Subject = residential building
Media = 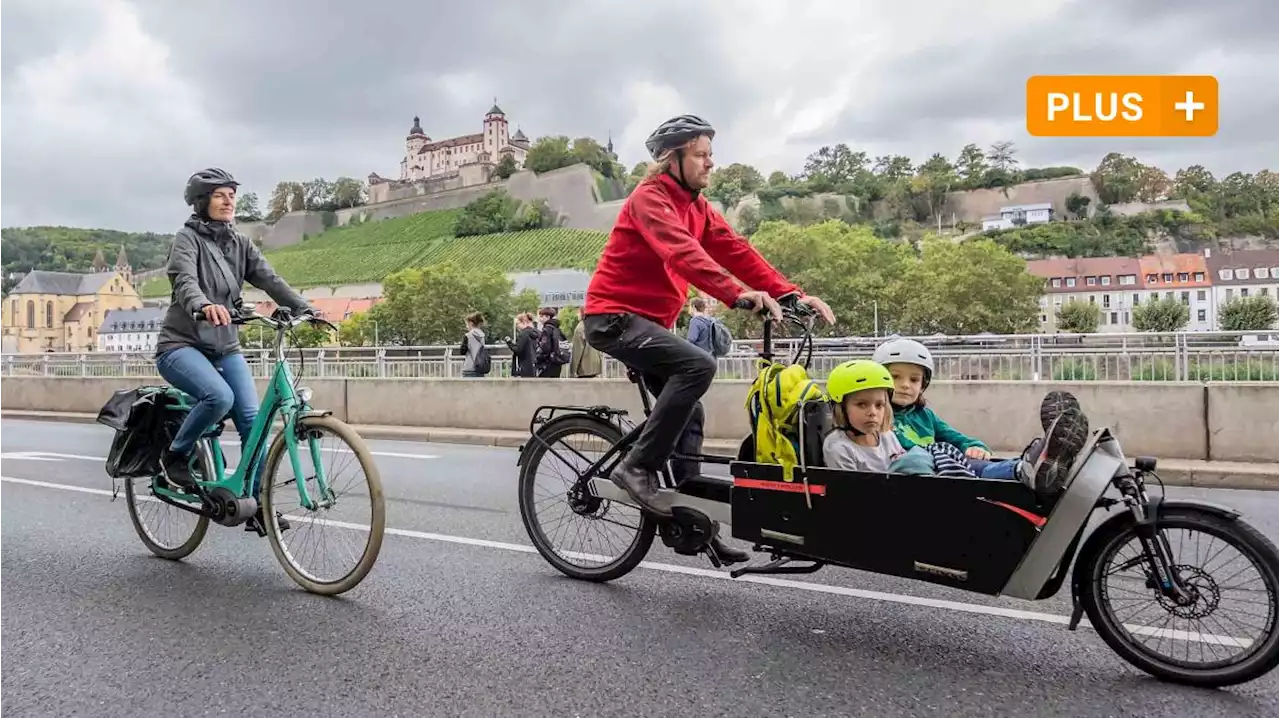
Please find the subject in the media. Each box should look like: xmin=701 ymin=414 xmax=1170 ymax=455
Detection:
xmin=982 ymin=203 xmax=1054 ymax=231
xmin=1 ymin=270 xmax=142 ymax=353
xmin=1026 ymin=256 xmax=1142 ymax=332
xmin=98 ymin=307 xmax=165 ymax=353
xmin=1138 ymin=253 xmax=1215 ymax=331
xmin=509 ymin=269 xmax=591 ymax=309
xmin=1205 ymin=248 xmax=1279 ymax=328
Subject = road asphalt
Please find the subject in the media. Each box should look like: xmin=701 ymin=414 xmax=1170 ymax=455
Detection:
xmin=2 ymin=418 xmax=1277 ymax=717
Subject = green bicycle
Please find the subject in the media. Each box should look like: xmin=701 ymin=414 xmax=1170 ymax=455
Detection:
xmin=99 ymin=302 xmax=385 ymax=596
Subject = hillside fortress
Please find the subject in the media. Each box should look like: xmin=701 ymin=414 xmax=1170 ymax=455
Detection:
xmin=366 ymin=102 xmax=531 ymax=204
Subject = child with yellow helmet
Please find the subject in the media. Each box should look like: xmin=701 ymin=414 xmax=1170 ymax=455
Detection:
xmin=820 ymin=360 xmax=909 ymax=473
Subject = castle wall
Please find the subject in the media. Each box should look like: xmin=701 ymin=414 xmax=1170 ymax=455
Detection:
xmin=870 ymin=176 xmax=1099 ymax=224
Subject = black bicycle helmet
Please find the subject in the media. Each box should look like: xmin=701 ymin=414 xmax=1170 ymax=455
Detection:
xmin=184 ymin=167 xmax=240 ymax=207
xmin=644 ymin=114 xmax=715 ymax=161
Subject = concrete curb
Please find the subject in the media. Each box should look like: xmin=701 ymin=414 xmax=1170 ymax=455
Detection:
xmin=5 ymin=409 xmax=1276 ymax=491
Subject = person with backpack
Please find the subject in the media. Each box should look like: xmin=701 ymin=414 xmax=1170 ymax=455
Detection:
xmin=503 ymin=312 xmax=539 ymax=378
xmin=686 ymin=296 xmax=733 ymax=358
xmin=534 ymin=307 xmax=570 ymax=378
xmin=580 ymin=113 xmax=834 ymax=565
xmin=460 ymin=311 xmax=491 ymax=378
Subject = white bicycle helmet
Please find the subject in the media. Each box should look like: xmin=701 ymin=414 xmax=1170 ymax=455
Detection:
xmin=872 ymin=337 xmax=935 ymax=387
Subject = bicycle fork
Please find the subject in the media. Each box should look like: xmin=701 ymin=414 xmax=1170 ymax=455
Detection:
xmin=283 ymin=421 xmax=336 ymax=511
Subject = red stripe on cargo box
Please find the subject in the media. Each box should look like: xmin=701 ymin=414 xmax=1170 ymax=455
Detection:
xmin=734 ymin=478 xmax=827 ymax=496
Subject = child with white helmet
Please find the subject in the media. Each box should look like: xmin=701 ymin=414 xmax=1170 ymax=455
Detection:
xmin=872 ymin=337 xmax=1091 ymax=495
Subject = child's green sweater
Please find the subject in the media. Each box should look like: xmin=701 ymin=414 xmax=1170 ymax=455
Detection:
xmin=892 ymin=403 xmax=987 ymax=452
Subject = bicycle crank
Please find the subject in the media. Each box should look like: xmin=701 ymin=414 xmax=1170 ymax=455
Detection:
xmin=205 ymin=487 xmax=258 ymax=527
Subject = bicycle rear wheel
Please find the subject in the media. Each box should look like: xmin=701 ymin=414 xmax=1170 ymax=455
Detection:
xmin=518 ymin=415 xmax=656 ymax=582
xmin=259 ymin=415 xmax=385 ymax=596
xmin=1075 ymin=506 xmax=1279 ymax=688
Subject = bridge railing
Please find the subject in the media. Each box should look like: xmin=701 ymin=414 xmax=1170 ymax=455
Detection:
xmin=3 ymin=330 xmax=1276 ymax=382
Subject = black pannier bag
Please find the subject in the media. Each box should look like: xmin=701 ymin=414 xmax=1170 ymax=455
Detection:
xmin=96 ymin=386 xmax=183 ymax=479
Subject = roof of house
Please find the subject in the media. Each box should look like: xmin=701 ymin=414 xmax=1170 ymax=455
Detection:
xmin=1025 ymin=257 xmax=1141 ymax=292
xmin=1138 ymin=253 xmax=1212 ymax=289
xmin=1001 ymin=203 xmax=1053 ymax=212
xmin=100 ymin=306 xmax=166 ymax=333
xmin=10 ymin=270 xmax=117 ymax=296
xmin=418 ymin=133 xmax=486 ymax=153
xmin=1204 ymin=248 xmax=1280 ymax=285
xmin=63 ymin=302 xmax=95 ymax=322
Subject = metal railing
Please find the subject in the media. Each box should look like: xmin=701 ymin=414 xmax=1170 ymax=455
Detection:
xmin=2 ymin=330 xmax=1277 ymax=382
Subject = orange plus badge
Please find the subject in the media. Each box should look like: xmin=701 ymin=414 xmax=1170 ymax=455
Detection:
xmin=1026 ymin=75 xmax=1218 ymax=137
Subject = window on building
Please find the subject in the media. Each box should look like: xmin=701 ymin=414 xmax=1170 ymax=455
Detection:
xmin=1132 ymin=293 xmax=1141 ymax=306
xmin=1100 ymin=276 xmax=1111 ymax=286
xmin=1102 ymin=294 xmax=1111 ymax=308
xmin=1163 ymin=273 xmax=1173 ymax=282
xmin=1254 ymin=267 xmax=1268 ymax=279
xmin=1218 ymin=269 xmax=1232 ymax=280
xmin=1110 ymin=312 xmax=1118 ymax=324
xmin=1050 ymin=278 xmax=1061 ymax=287
xmin=1086 ymin=276 xmax=1097 ymax=286
xmin=1178 ymin=272 xmax=1189 ymax=282
xmin=46 ymin=301 xmax=54 ymax=327
xmin=1123 ymin=311 xmax=1130 ymax=324
xmin=1197 ymin=309 xmax=1206 ymax=322
xmin=1271 ymin=267 xmax=1279 ymax=279
xmin=1227 ymin=288 xmax=1234 ymax=299
xmin=1088 ymin=294 xmax=1096 ymax=303
xmin=1120 ymin=275 xmax=1136 ymax=285
xmin=1235 ymin=268 xmax=1249 ymax=279
xmin=25 ymin=300 xmax=34 ymax=328
xmin=1146 ymin=273 xmax=1158 ymax=283
xmin=1180 ymin=291 xmax=1189 ymax=304
xmin=1066 ymin=277 xmax=1076 ymax=287
xmin=1197 ymin=290 xmax=1206 ymax=301
xmin=1242 ymin=288 xmax=1250 ymax=297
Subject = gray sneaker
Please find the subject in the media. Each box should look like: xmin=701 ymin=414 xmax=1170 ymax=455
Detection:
xmin=1018 ymin=406 xmax=1091 ymax=498
xmin=1039 ymin=390 xmax=1081 ymax=432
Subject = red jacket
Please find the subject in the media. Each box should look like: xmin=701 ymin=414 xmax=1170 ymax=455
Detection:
xmin=584 ymin=172 xmax=800 ymax=328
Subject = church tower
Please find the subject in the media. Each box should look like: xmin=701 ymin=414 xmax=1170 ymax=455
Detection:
xmin=403 ymin=116 xmax=429 ymax=180
xmin=114 ymin=245 xmax=134 ymax=287
xmin=483 ymin=99 xmax=508 ymax=159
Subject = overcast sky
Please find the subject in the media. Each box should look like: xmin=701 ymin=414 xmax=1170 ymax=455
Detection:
xmin=2 ymin=0 xmax=1276 ymax=233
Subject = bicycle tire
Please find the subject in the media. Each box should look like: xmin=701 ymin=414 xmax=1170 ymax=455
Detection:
xmin=518 ymin=415 xmax=656 ymax=582
xmin=259 ymin=415 xmax=386 ymax=596
xmin=123 ymin=473 xmax=208 ymax=563
xmin=1075 ymin=506 xmax=1279 ymax=688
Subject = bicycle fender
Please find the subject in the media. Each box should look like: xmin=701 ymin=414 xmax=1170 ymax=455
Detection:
xmin=516 ymin=412 xmax=617 ymax=468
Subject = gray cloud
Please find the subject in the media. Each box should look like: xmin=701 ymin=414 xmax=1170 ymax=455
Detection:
xmin=2 ymin=0 xmax=1275 ymax=233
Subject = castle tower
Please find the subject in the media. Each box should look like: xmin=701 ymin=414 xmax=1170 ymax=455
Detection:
xmin=484 ymin=99 xmax=508 ymax=159
xmin=403 ymin=115 xmax=429 ymax=181
xmin=115 ymin=245 xmax=133 ymax=287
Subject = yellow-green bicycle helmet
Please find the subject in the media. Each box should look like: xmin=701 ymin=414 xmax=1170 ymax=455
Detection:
xmin=826 ymin=360 xmax=896 ymax=404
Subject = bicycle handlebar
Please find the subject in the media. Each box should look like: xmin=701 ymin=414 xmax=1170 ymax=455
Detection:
xmin=190 ymin=303 xmax=338 ymax=333
xmin=729 ymin=292 xmax=816 ymax=366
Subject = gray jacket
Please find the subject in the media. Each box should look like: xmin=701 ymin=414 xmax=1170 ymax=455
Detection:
xmin=460 ymin=327 xmax=486 ymax=374
xmin=156 ymin=217 xmax=311 ymax=358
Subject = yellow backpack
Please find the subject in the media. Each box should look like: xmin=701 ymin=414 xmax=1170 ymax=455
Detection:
xmin=745 ymin=359 xmax=826 ymax=482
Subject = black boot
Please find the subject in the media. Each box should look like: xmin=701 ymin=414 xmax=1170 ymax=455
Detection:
xmin=609 ymin=460 xmax=673 ymax=517
xmin=246 ymin=509 xmax=292 ymax=533
xmin=160 ymin=449 xmax=197 ymax=488
xmin=709 ymin=536 xmax=750 ymax=565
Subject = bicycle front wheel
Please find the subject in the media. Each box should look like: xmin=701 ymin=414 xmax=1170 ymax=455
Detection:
xmin=1075 ymin=506 xmax=1279 ymax=688
xmin=260 ymin=415 xmax=386 ymax=596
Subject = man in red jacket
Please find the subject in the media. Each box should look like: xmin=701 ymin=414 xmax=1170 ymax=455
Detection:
xmin=583 ymin=114 xmax=835 ymax=563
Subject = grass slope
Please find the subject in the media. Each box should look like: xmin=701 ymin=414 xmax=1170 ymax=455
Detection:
xmin=139 ymin=209 xmax=606 ymax=297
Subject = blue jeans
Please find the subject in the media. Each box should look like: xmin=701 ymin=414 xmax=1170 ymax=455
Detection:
xmin=156 ymin=348 xmax=260 ymax=485
xmin=968 ymin=458 xmax=1019 ymax=481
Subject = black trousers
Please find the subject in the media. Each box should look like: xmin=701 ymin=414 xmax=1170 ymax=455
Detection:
xmin=583 ymin=312 xmax=716 ymax=482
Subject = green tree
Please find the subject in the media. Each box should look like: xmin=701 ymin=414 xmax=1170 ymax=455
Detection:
xmin=569 ymin=137 xmax=616 ymax=177
xmin=803 ymin=144 xmax=869 ymax=189
xmin=454 ymin=189 xmax=521 ymax=236
xmin=522 ymin=135 xmax=575 ymax=173
xmin=302 ymin=178 xmax=333 ymax=210
xmin=900 ymin=238 xmax=1043 ymax=335
xmin=494 ymin=154 xmax=519 ymax=180
xmin=954 ymin=143 xmax=988 ymax=188
xmin=1090 ymin=152 xmax=1146 ymax=204
xmin=234 ymin=191 xmax=263 ymax=222
xmin=911 ymin=153 xmax=958 ymax=221
xmin=331 ymin=177 xmax=367 ymax=208
xmin=728 ymin=219 xmax=913 ymax=338
xmin=1057 ymin=300 xmax=1101 ymax=333
xmin=1219 ymin=294 xmax=1279 ymax=332
xmin=766 ymin=170 xmax=791 ymax=187
xmin=370 ymin=261 xmax=539 ymax=345
xmin=986 ymin=141 xmax=1018 ymax=172
xmin=337 ymin=311 xmax=379 ymax=346
xmin=707 ymin=163 xmax=765 ymax=209
xmin=1132 ymin=296 xmax=1190 ymax=332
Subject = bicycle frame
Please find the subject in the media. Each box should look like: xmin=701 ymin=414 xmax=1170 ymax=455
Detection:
xmin=151 ymin=306 xmax=336 ymax=513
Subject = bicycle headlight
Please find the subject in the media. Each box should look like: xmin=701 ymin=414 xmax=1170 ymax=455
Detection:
xmin=297 ymin=385 xmax=314 ymax=404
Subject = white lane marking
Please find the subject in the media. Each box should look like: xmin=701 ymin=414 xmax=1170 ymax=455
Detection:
xmin=1 ymin=448 xmax=438 ymax=462
xmin=0 ymin=475 xmax=1255 ymax=649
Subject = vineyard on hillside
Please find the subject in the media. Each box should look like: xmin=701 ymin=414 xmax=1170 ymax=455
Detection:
xmin=139 ymin=211 xmax=607 ymax=296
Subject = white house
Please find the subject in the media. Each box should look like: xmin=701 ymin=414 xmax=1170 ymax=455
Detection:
xmin=982 ymin=203 xmax=1055 ymax=231
xmin=1204 ymin=248 xmax=1280 ymax=329
xmin=98 ymin=306 xmax=165 ymax=353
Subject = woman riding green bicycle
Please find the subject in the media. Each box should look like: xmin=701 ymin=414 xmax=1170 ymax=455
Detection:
xmin=155 ymin=168 xmax=318 ymax=530
xmin=581 ymin=114 xmax=836 ymax=564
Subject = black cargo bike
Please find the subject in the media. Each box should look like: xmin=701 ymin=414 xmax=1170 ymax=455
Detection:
xmin=515 ymin=295 xmax=1278 ymax=689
